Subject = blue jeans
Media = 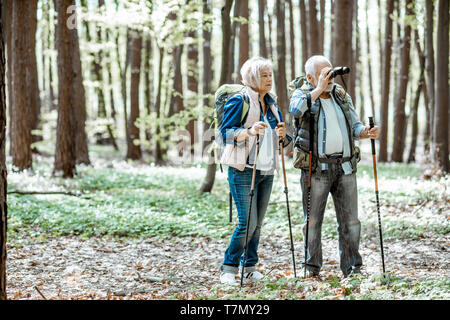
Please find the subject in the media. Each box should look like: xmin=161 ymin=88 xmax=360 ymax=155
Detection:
xmin=300 ymin=163 xmax=362 ymax=276
xmin=221 ymin=167 xmax=274 ymax=274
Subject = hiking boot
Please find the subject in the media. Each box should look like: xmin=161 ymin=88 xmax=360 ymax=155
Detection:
xmin=243 ymin=270 xmax=264 ymax=282
xmin=304 ymin=269 xmax=320 ymax=278
xmin=220 ymin=272 xmax=239 ymax=286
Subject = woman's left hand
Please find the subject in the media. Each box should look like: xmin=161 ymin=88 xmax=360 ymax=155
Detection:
xmin=275 ymin=122 xmax=287 ymax=138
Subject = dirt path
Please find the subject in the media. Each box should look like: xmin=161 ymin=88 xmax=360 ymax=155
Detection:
xmin=5 ymin=234 xmax=449 ymax=300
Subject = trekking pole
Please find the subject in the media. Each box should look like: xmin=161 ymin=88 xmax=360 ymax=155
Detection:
xmin=279 ymin=137 xmax=297 ymax=278
xmin=240 ymin=134 xmax=260 ymax=287
xmin=304 ymin=94 xmax=313 ymax=278
xmin=368 ymin=116 xmax=386 ymax=276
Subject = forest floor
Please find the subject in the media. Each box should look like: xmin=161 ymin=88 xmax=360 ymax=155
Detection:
xmin=4 ymin=145 xmax=450 ymax=300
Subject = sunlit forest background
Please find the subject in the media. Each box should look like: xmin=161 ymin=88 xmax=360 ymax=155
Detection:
xmin=0 ymin=0 xmax=448 ymax=300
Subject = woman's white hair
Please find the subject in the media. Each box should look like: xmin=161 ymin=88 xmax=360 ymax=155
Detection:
xmin=240 ymin=57 xmax=273 ymax=90
xmin=304 ymin=55 xmax=332 ymax=80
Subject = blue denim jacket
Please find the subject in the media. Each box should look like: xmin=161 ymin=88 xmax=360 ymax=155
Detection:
xmin=289 ymin=87 xmax=365 ymax=174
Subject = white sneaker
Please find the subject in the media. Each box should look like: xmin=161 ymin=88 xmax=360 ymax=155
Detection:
xmin=243 ymin=270 xmax=264 ymax=282
xmin=220 ymin=272 xmax=239 ymax=286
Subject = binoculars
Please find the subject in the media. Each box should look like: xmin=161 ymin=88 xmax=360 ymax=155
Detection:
xmin=330 ymin=66 xmax=350 ymax=78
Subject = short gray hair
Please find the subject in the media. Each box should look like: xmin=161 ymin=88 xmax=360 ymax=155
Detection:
xmin=240 ymin=57 xmax=273 ymax=90
xmin=304 ymin=55 xmax=332 ymax=78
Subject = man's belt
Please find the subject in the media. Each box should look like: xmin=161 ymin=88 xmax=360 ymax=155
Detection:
xmin=318 ymin=153 xmax=351 ymax=164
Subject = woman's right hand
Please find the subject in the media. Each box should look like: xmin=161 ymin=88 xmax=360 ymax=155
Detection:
xmin=249 ymin=121 xmax=268 ymax=136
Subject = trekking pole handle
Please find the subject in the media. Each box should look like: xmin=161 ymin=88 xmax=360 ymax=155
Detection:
xmin=368 ymin=116 xmax=376 ymax=155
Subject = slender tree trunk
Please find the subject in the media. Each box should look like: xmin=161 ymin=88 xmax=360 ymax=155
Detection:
xmin=258 ymin=0 xmax=268 ymax=58
xmin=365 ymin=0 xmax=376 ymax=117
xmin=424 ymin=0 xmax=435 ymax=150
xmin=392 ymin=0 xmax=413 ymax=163
xmin=143 ymin=35 xmax=152 ymax=145
xmin=237 ymin=0 xmax=249 ymax=83
xmin=26 ymin=1 xmax=41 ymax=148
xmin=54 ymin=0 xmax=77 ymax=178
xmin=266 ymin=0 xmax=274 ymax=60
xmin=332 ymin=0 xmax=353 ymax=94
xmin=319 ymin=0 xmax=325 ymax=54
xmin=11 ymin=0 xmax=32 ymax=171
xmin=155 ymin=46 xmax=165 ymax=165
xmin=378 ymin=0 xmax=396 ymax=162
xmin=202 ymin=0 xmax=213 ymax=153
xmin=287 ymin=0 xmax=296 ymax=79
xmin=227 ymin=1 xmax=239 ymax=83
xmin=200 ymin=0 xmax=233 ymax=193
xmin=0 ymin=0 xmax=8 ymax=300
xmin=126 ymin=31 xmax=142 ymax=160
xmin=72 ymin=17 xmax=90 ymax=165
xmin=308 ymin=0 xmax=321 ymax=56
xmin=299 ymin=0 xmax=309 ymax=66
xmin=187 ymin=24 xmax=198 ymax=153
xmin=275 ymin=0 xmax=288 ymax=118
xmin=433 ymin=0 xmax=449 ymax=173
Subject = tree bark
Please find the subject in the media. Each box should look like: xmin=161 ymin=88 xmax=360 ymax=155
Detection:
xmin=154 ymin=46 xmax=165 ymax=165
xmin=275 ymin=0 xmax=288 ymax=118
xmin=287 ymin=0 xmax=296 ymax=79
xmin=299 ymin=0 xmax=309 ymax=66
xmin=365 ymin=0 xmax=376 ymax=118
xmin=258 ymin=0 xmax=268 ymax=58
xmin=433 ymin=0 xmax=449 ymax=173
xmin=126 ymin=31 xmax=142 ymax=160
xmin=0 ymin=0 xmax=8 ymax=300
xmin=378 ymin=0 xmax=396 ymax=162
xmin=200 ymin=0 xmax=233 ymax=193
xmin=54 ymin=0 xmax=77 ymax=178
xmin=11 ymin=0 xmax=33 ymax=171
xmin=202 ymin=0 xmax=213 ymax=153
xmin=407 ymin=31 xmax=426 ymax=163
xmin=308 ymin=0 xmax=321 ymax=56
xmin=424 ymin=0 xmax=435 ymax=149
xmin=72 ymin=17 xmax=90 ymax=165
xmin=187 ymin=19 xmax=199 ymax=153
xmin=332 ymin=0 xmax=353 ymax=95
xmin=391 ymin=0 xmax=413 ymax=163
xmin=237 ymin=0 xmax=249 ymax=83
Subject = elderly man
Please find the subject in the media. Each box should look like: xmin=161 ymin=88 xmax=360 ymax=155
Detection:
xmin=289 ymin=55 xmax=379 ymax=277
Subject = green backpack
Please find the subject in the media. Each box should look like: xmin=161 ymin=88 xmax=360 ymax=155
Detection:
xmin=213 ymin=84 xmax=250 ymax=141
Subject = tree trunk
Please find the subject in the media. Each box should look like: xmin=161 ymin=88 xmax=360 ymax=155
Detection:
xmin=54 ymin=0 xmax=77 ymax=178
xmin=258 ymin=0 xmax=268 ymax=58
xmin=299 ymin=0 xmax=309 ymax=66
xmin=365 ymin=0 xmax=376 ymax=118
xmin=433 ymin=0 xmax=449 ymax=173
xmin=0 ymin=0 xmax=8 ymax=299
xmin=72 ymin=17 xmax=90 ymax=165
xmin=200 ymin=0 xmax=233 ymax=193
xmin=11 ymin=0 xmax=33 ymax=171
xmin=407 ymin=31 xmax=426 ymax=163
xmin=332 ymin=0 xmax=353 ymax=94
xmin=391 ymin=0 xmax=413 ymax=163
xmin=287 ymin=0 xmax=296 ymax=79
xmin=308 ymin=0 xmax=321 ymax=56
xmin=143 ymin=35 xmax=152 ymax=145
xmin=187 ymin=23 xmax=198 ymax=153
xmin=154 ymin=46 xmax=165 ymax=165
xmin=237 ymin=0 xmax=249 ymax=83
xmin=126 ymin=31 xmax=142 ymax=160
xmin=26 ymin=1 xmax=41 ymax=148
xmin=202 ymin=0 xmax=213 ymax=153
xmin=378 ymin=0 xmax=396 ymax=162
xmin=227 ymin=1 xmax=240 ymax=83
xmin=275 ymin=0 xmax=288 ymax=118
xmin=319 ymin=0 xmax=325 ymax=54
xmin=424 ymin=0 xmax=435 ymax=150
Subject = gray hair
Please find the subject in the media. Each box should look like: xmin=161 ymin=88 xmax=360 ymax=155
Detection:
xmin=304 ymin=55 xmax=332 ymax=79
xmin=240 ymin=57 xmax=273 ymax=90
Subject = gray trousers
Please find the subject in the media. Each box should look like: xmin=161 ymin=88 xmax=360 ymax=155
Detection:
xmin=300 ymin=163 xmax=362 ymax=275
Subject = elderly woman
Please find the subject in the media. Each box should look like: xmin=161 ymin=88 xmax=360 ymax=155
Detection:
xmin=219 ymin=57 xmax=292 ymax=285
